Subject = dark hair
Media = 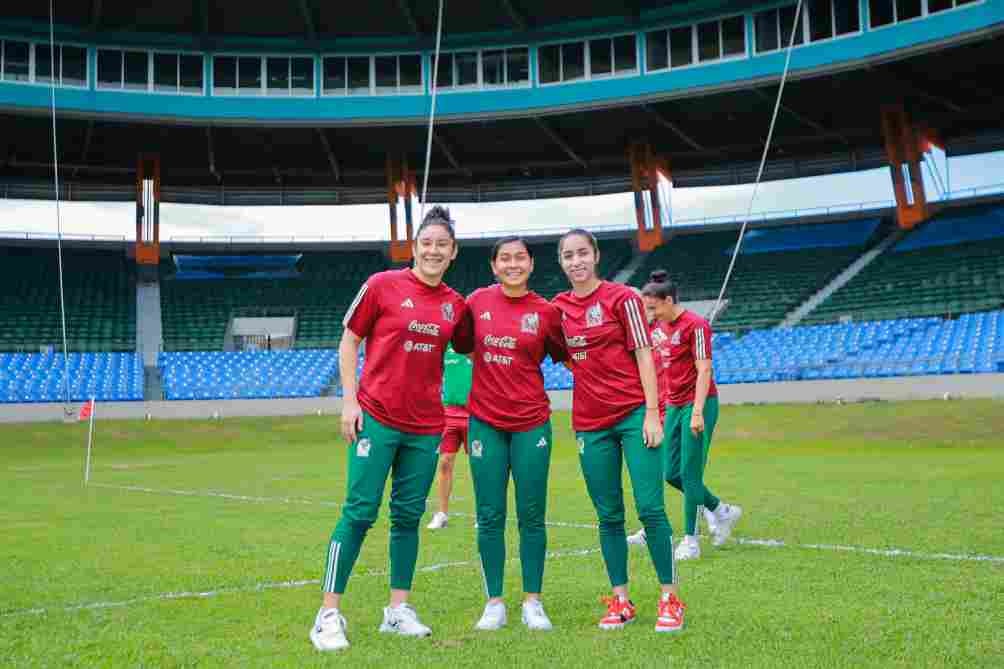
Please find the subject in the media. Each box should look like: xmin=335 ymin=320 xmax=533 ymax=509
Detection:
xmin=558 ymin=228 xmax=599 ymax=256
xmin=491 ymin=235 xmax=533 ymax=262
xmin=416 ymin=205 xmax=456 ymax=242
xmin=642 ymin=268 xmax=678 ymax=302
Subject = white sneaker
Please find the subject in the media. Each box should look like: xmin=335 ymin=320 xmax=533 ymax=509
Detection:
xmin=674 ymin=536 xmax=701 ymax=561
xmin=702 ymin=507 xmax=718 ymax=537
xmin=379 ymin=603 xmax=432 ymax=637
xmin=521 ymin=599 xmax=553 ymax=631
xmin=474 ymin=601 xmax=507 ymax=631
xmin=626 ymin=528 xmax=647 ymax=546
xmin=309 ymin=607 xmax=349 ymax=651
xmin=711 ymin=504 xmax=742 ymax=547
xmin=427 ymin=511 xmax=449 ymax=530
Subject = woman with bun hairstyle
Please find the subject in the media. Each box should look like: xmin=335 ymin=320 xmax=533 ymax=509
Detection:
xmin=552 ymin=229 xmax=686 ymax=634
xmin=629 ymin=269 xmax=742 ymax=561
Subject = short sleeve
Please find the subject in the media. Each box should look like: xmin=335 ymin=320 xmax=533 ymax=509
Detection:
xmin=450 ymin=300 xmax=474 ymax=354
xmin=342 ymin=278 xmax=381 ymax=339
xmin=544 ymin=307 xmax=568 ymax=363
xmin=693 ymin=322 xmax=712 ymax=361
xmin=618 ymin=293 xmax=652 ymax=351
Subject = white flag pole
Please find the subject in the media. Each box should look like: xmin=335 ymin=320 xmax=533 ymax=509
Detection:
xmin=84 ymin=398 xmax=95 ymax=486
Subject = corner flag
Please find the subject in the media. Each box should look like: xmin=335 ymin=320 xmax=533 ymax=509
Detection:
xmin=78 ymin=399 xmax=94 ymax=422
xmin=81 ymin=399 xmax=96 ymax=485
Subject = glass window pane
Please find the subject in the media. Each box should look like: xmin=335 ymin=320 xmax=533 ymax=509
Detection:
xmin=506 ymin=48 xmax=529 ymax=85
xmin=62 ymin=46 xmax=87 ymax=85
xmin=124 ymin=51 xmax=148 ymax=90
xmin=455 ymin=51 xmax=478 ymax=86
xmin=561 ymin=42 xmax=585 ymax=81
xmin=539 ymin=45 xmax=560 ymax=84
xmin=646 ymin=30 xmax=668 ymax=71
xmin=834 ymin=0 xmax=859 ymax=34
xmin=722 ymin=16 xmax=745 ymax=56
xmin=698 ymin=21 xmax=720 ymax=62
xmin=928 ymin=0 xmax=952 ymax=10
xmin=97 ymin=49 xmax=121 ymax=86
xmin=238 ymin=56 xmax=261 ymax=93
xmin=755 ymin=10 xmax=779 ymax=53
xmin=434 ymin=52 xmax=452 ymax=88
xmin=869 ymin=0 xmax=894 ymax=27
xmin=154 ymin=53 xmax=177 ymax=91
xmin=670 ymin=26 xmax=694 ymax=66
xmin=266 ymin=57 xmax=289 ymax=94
xmin=897 ymin=0 xmax=922 ymax=21
xmin=613 ymin=35 xmax=636 ymax=72
xmin=35 ymin=44 xmax=54 ymax=82
xmin=589 ymin=39 xmax=612 ymax=77
xmin=808 ymin=0 xmax=833 ymax=41
xmin=214 ymin=56 xmax=236 ymax=91
xmin=779 ymin=5 xmax=805 ymax=46
xmin=291 ymin=57 xmax=312 ymax=93
xmin=399 ymin=54 xmax=421 ymax=87
xmin=483 ymin=49 xmax=504 ymax=86
xmin=374 ymin=55 xmax=396 ymax=89
xmin=3 ymin=40 xmax=30 ymax=81
xmin=180 ymin=55 xmax=203 ymax=92
xmin=347 ymin=56 xmax=369 ymax=94
xmin=322 ymin=57 xmax=345 ymax=94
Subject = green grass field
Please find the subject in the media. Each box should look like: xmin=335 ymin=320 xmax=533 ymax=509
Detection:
xmin=2 ymin=400 xmax=1002 ymax=668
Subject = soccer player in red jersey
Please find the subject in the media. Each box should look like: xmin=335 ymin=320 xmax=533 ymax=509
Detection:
xmin=636 ymin=270 xmax=742 ymax=562
xmin=452 ymin=236 xmax=567 ymax=632
xmin=309 ymin=207 xmax=472 ymax=652
xmin=551 ymin=229 xmax=686 ymax=634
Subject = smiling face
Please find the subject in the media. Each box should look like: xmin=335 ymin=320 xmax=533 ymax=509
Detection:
xmin=491 ymin=240 xmax=533 ymax=292
xmin=412 ymin=222 xmax=457 ymax=282
xmin=559 ymin=233 xmax=600 ymax=287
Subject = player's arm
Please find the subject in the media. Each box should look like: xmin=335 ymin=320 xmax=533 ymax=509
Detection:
xmin=691 ymin=323 xmax=713 ymax=436
xmin=339 ymin=329 xmax=364 ymax=444
xmin=634 ymin=346 xmax=664 ymax=448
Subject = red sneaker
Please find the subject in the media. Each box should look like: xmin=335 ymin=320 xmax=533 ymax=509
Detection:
xmin=598 ymin=596 xmax=636 ymax=630
xmin=655 ymin=593 xmax=686 ymax=633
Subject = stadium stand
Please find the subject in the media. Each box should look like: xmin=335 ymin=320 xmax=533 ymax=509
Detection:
xmin=630 ymin=219 xmax=882 ymax=332
xmin=0 ymin=352 xmax=143 ymax=403
xmin=803 ymin=205 xmax=1004 ymax=324
xmin=160 ymin=250 xmax=388 ymax=351
xmin=158 ymin=349 xmax=337 ymax=400
xmin=0 ymin=247 xmax=136 ymax=352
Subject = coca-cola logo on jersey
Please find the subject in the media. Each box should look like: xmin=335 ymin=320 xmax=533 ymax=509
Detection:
xmin=408 ymin=320 xmax=441 ymax=336
xmin=565 ymin=335 xmax=587 ymax=348
xmin=483 ymin=334 xmax=517 ymax=349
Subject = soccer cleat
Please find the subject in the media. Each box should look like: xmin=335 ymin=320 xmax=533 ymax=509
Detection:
xmin=655 ymin=593 xmax=686 ymax=633
xmin=309 ymin=607 xmax=350 ymax=651
xmin=521 ymin=599 xmax=553 ymax=631
xmin=379 ymin=603 xmax=432 ymax=637
xmin=674 ymin=536 xmax=701 ymax=561
xmin=598 ymin=596 xmax=637 ymax=630
xmin=474 ymin=601 xmax=507 ymax=631
xmin=426 ymin=511 xmax=449 ymax=530
xmin=626 ymin=528 xmax=647 ymax=546
xmin=711 ymin=504 xmax=743 ymax=546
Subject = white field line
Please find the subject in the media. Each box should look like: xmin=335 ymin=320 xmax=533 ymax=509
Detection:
xmin=91 ymin=483 xmax=1004 ymax=564
xmin=1 ymin=546 xmax=602 ymax=618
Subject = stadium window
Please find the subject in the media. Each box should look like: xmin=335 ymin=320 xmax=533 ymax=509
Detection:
xmin=322 ymin=56 xmax=346 ymax=94
xmin=237 ymin=56 xmax=262 ymax=95
xmin=154 ymin=53 xmax=179 ymax=92
xmin=267 ymin=57 xmax=290 ymax=96
xmin=506 ymin=48 xmax=529 ymax=85
xmin=399 ymin=54 xmax=422 ymax=91
xmin=613 ymin=35 xmax=637 ymax=73
xmin=722 ymin=16 xmax=746 ymax=57
xmin=561 ymin=42 xmax=585 ymax=81
xmin=214 ymin=55 xmax=237 ymax=93
xmin=180 ymin=55 xmax=203 ymax=93
xmin=646 ymin=30 xmax=669 ymax=72
xmin=896 ymin=0 xmax=922 ymax=22
xmin=755 ymin=9 xmax=780 ymax=53
xmin=928 ymin=0 xmax=953 ymax=10
xmin=483 ymin=49 xmax=505 ymax=86
xmin=123 ymin=51 xmax=148 ymax=90
xmin=697 ymin=20 xmax=721 ymax=62
xmin=589 ymin=38 xmax=612 ymax=78
xmin=869 ymin=0 xmax=895 ymax=27
xmin=34 ymin=44 xmax=54 ymax=83
xmin=2 ymin=40 xmax=29 ymax=82
xmin=291 ymin=57 xmax=313 ymax=95
xmin=97 ymin=49 xmax=123 ymax=88
xmin=539 ymin=44 xmax=560 ymax=84
xmin=779 ymin=5 xmax=806 ymax=47
xmin=434 ymin=52 xmax=453 ymax=88
xmin=669 ymin=26 xmax=693 ymax=67
xmin=808 ymin=0 xmax=834 ymax=41
xmin=346 ymin=56 xmax=370 ymax=95
xmin=834 ymin=0 xmax=860 ymax=35
xmin=374 ymin=55 xmax=397 ymax=91
xmin=455 ymin=51 xmax=479 ymax=87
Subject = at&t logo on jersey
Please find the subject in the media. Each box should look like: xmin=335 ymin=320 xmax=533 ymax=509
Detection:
xmin=404 ymin=340 xmax=437 ymax=353
xmin=520 ymin=312 xmax=539 ymax=335
xmin=586 ymin=303 xmax=604 ymax=328
xmin=356 ymin=438 xmax=372 ymax=457
xmin=471 ymin=440 xmax=483 ymax=457
xmin=483 ymin=351 xmax=513 ymax=366
xmin=441 ymin=303 xmax=455 ymax=322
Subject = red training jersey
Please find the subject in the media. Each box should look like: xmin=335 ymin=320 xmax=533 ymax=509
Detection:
xmin=661 ymin=309 xmax=718 ymax=407
xmin=343 ymin=268 xmax=470 ymax=435
xmin=552 ymin=281 xmax=652 ymax=432
xmin=453 ymin=284 xmax=567 ymax=432
xmin=649 ymin=321 xmax=671 ymax=422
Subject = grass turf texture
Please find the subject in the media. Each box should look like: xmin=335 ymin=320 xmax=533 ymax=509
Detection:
xmin=1 ymin=400 xmax=1002 ymax=668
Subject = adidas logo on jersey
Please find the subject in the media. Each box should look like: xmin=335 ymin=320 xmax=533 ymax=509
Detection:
xmin=401 ymin=298 xmax=415 ymax=309
xmin=536 ymin=437 xmax=548 ymax=449
xmin=480 ymin=311 xmax=492 ymax=321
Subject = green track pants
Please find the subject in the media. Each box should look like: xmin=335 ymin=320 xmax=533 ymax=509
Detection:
xmin=664 ymin=396 xmax=721 ymax=536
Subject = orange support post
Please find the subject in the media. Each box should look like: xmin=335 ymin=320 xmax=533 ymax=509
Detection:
xmin=881 ymin=105 xmax=929 ymax=230
xmin=629 ymin=142 xmax=667 ymax=252
xmin=134 ymin=154 xmax=160 ymax=266
xmin=387 ymin=154 xmax=415 ymax=264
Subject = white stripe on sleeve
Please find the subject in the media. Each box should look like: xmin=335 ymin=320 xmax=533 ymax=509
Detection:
xmin=341 ymin=283 xmax=369 ymax=327
xmin=694 ymin=327 xmax=708 ymax=360
xmin=624 ymin=299 xmax=651 ymax=349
